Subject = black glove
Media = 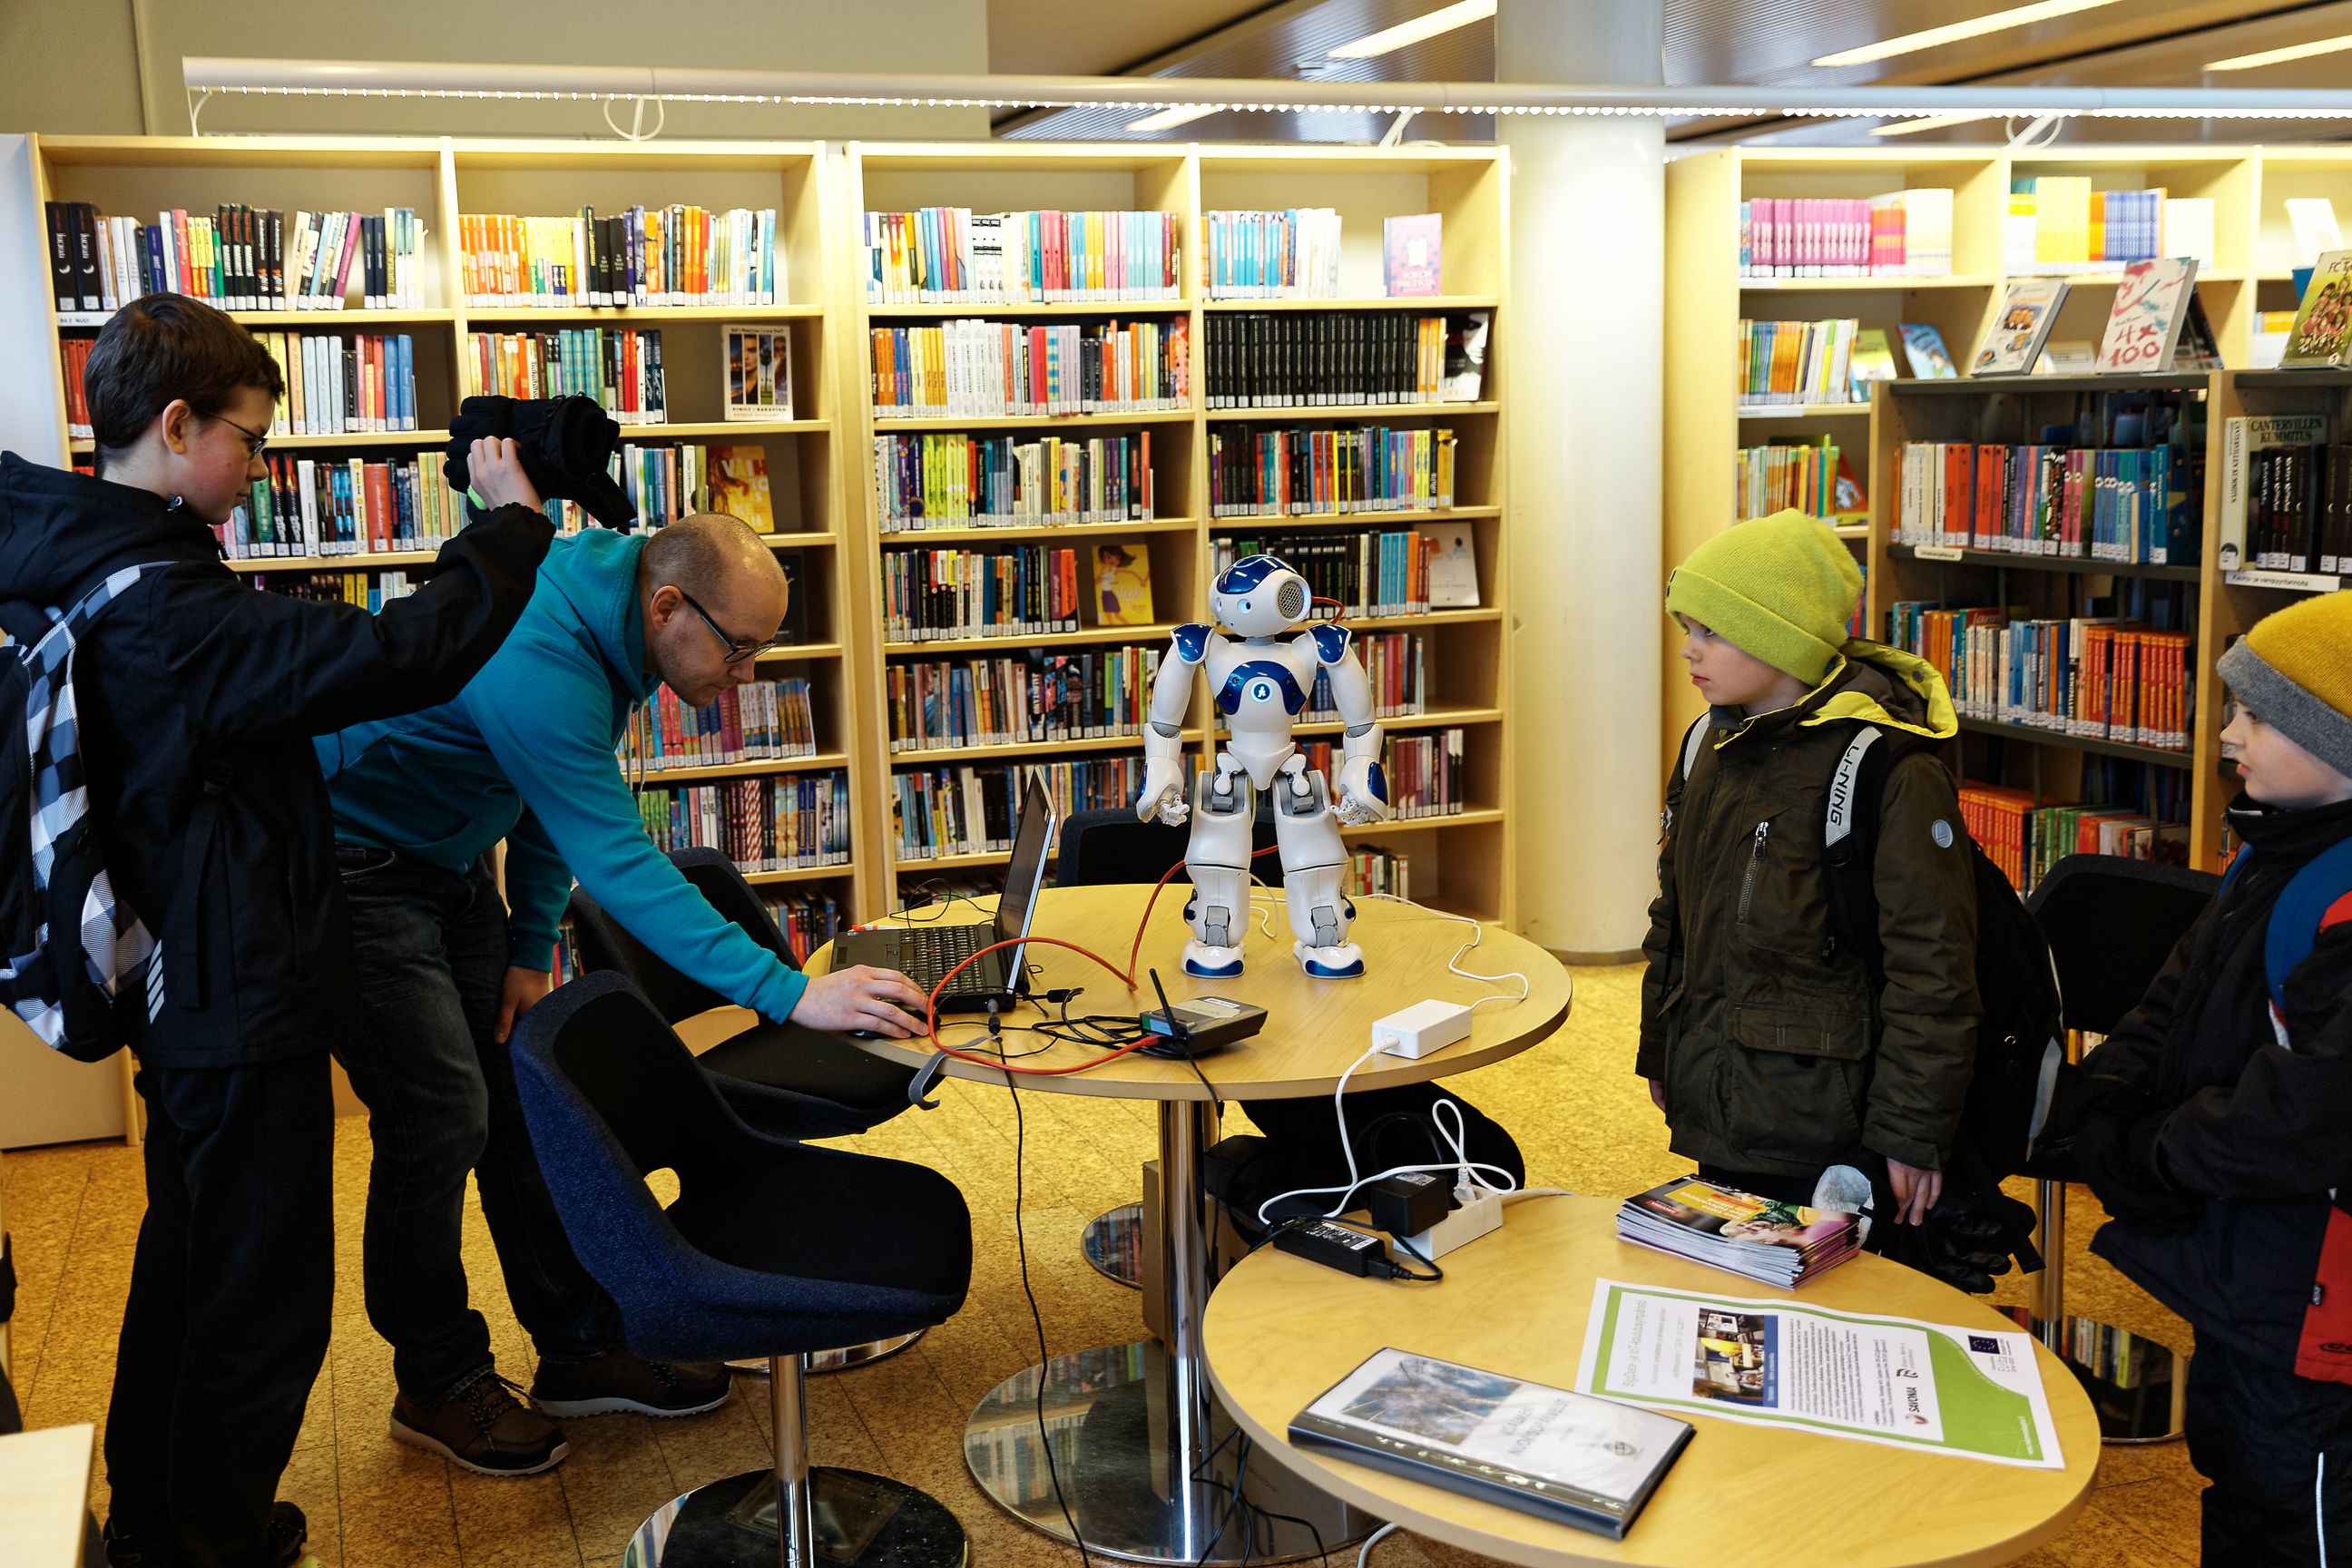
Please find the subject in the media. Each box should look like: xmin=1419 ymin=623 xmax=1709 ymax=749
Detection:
xmin=2020 ymin=1066 xmax=2150 ymax=1182
xmin=2076 ymin=1109 xmax=2201 ymax=1233
xmin=444 ymin=395 xmax=634 ymax=529
xmin=1861 ymin=1142 xmax=2046 ymax=1295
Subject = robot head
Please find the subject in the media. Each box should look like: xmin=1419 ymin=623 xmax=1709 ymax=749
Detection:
xmin=1210 ymin=554 xmax=1312 ymax=636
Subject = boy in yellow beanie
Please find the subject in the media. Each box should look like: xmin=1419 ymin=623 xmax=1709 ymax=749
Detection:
xmin=2069 ymin=593 xmax=2352 ymax=1561
xmin=1639 ymin=509 xmax=1979 ymax=1234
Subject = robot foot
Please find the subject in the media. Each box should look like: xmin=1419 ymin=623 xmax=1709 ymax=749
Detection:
xmin=1291 ymin=940 xmax=1366 ymax=979
xmin=1182 ymin=941 xmax=1246 ymax=979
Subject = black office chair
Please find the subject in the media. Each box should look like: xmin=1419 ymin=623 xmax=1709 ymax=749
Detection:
xmin=512 ymin=972 xmax=970 ymax=1568
xmin=2022 ymin=850 xmax=2220 ymax=1445
xmin=564 ymin=850 xmax=927 ymax=1372
xmin=1054 ymin=805 xmax=1284 ymax=887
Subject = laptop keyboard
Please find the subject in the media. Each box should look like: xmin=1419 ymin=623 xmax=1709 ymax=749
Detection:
xmin=903 ymin=923 xmax=996 ymax=993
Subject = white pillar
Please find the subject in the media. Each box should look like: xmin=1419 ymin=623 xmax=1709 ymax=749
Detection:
xmin=1500 ymin=0 xmax=1665 ymax=961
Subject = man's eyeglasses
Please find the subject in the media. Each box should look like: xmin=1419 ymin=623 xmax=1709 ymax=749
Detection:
xmin=676 ymin=589 xmax=781 ymax=664
xmin=211 ymin=413 xmax=270 ymax=458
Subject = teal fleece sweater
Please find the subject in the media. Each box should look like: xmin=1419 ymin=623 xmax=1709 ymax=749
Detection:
xmin=315 ymin=528 xmax=808 ymax=1022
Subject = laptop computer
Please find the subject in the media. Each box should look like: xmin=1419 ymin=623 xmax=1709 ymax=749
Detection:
xmin=833 ymin=773 xmax=1058 ymax=1012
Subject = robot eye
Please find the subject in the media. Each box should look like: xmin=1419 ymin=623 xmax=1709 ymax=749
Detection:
xmin=1277 ymin=581 xmax=1307 ymax=618
xmin=1240 ymin=599 xmax=1252 ymax=612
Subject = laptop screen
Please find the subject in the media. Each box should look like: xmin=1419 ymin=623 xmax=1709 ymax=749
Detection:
xmin=992 ymin=773 xmax=1057 ymax=979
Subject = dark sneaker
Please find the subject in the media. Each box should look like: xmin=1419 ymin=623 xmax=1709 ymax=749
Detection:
xmin=102 ymin=1516 xmax=170 ymax=1568
xmin=389 ymin=1371 xmax=569 ymax=1476
xmin=530 ymin=1350 xmax=732 ymax=1418
xmin=266 ymin=1501 xmax=309 ymax=1568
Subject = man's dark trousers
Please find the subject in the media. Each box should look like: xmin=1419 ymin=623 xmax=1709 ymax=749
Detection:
xmin=105 ymin=1056 xmax=333 ymax=1568
xmin=332 ymin=846 xmax=621 ymax=1403
xmin=2186 ymin=1332 xmax=2352 ymax=1564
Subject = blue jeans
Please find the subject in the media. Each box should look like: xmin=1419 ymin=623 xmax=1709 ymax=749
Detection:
xmin=333 ymin=846 xmax=622 ymax=1402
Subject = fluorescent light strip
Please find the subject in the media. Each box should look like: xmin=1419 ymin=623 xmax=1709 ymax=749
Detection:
xmin=1812 ymin=0 xmax=2122 ymax=68
xmin=1328 ymin=0 xmax=1496 ymax=59
xmin=1871 ymin=112 xmax=2004 ymax=135
xmin=2208 ymin=32 xmax=2352 ymax=71
xmin=1126 ymin=103 xmax=1220 ymax=131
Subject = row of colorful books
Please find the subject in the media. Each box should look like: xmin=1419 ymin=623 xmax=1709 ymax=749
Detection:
xmin=886 ymin=643 xmax=1164 ymax=752
xmin=892 ymin=756 xmax=1171 ymax=859
xmin=880 ymin=544 xmax=1085 ymax=642
xmin=1208 ymin=530 xmax=1448 ymax=619
xmin=867 ymin=318 xmax=1189 ymax=417
xmin=459 ymin=206 xmax=783 ymax=309
xmin=1206 ymin=632 xmax=1433 ymax=726
xmin=2219 ymin=418 xmax=2352 ymax=574
xmin=1341 ymin=844 xmax=1411 ymax=901
xmin=618 ymin=678 xmax=818 ymax=771
xmin=1892 ymin=437 xmax=2200 ymax=565
xmin=1891 ymin=603 xmax=2193 ymax=750
xmin=2005 ymin=181 xmax=2214 ymax=272
xmin=465 ymin=328 xmax=670 ymax=423
xmin=1738 ymin=317 xmax=1861 ymax=407
xmin=1206 ymin=426 xmax=1460 ymax=516
xmin=632 ymin=772 xmax=851 ymax=873
xmin=871 ymin=431 xmax=1156 ymax=531
xmin=259 ymin=331 xmax=421 ymax=436
xmin=1739 ymin=190 xmax=1953 ymax=279
xmin=1960 ymin=785 xmax=2188 ymax=894
xmin=46 ymin=201 xmax=422 ymax=314
xmin=858 ymin=208 xmax=1182 ymax=304
xmin=1202 ymin=208 xmax=1343 ymax=299
xmin=1203 ymin=312 xmax=1463 ymax=408
xmin=226 ymin=454 xmax=465 ymax=560
xmin=1735 ymin=439 xmax=1858 ymax=525
xmin=249 ymin=569 xmax=421 ymax=612
xmin=1343 ymin=728 xmax=1465 ymax=820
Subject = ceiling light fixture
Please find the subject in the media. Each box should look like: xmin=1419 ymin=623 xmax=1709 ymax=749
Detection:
xmin=2207 ymin=32 xmax=2352 ymax=71
xmin=1125 ymin=103 xmax=1220 ymax=131
xmin=1811 ymin=0 xmax=2122 ymax=68
xmin=1327 ymin=0 xmax=1496 ymax=60
xmin=1871 ymin=112 xmax=2003 ymax=135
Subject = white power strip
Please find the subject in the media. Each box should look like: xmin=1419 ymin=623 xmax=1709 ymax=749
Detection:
xmin=1405 ymin=1183 xmax=1504 ymax=1261
xmin=1372 ymin=998 xmax=1474 ymax=1059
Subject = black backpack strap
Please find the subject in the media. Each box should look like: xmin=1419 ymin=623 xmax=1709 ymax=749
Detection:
xmin=162 ymin=757 xmax=237 ymax=1010
xmin=1664 ymin=710 xmax=1715 ymax=840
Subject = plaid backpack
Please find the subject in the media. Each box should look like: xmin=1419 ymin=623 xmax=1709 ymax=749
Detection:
xmin=0 ymin=564 xmax=174 ymax=1061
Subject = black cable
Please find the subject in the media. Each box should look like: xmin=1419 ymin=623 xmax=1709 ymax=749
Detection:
xmin=1250 ymin=1508 xmax=1329 ymax=1568
xmin=1001 ymin=1051 xmax=1092 ymax=1568
xmin=1385 ymin=1232 xmax=1444 ymax=1283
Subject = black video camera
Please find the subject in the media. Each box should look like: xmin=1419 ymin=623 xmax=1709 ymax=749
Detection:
xmin=443 ymin=395 xmax=636 ymax=529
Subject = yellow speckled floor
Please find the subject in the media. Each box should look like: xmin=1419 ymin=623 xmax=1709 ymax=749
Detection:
xmin=3 ymin=962 xmax=2201 ymax=1566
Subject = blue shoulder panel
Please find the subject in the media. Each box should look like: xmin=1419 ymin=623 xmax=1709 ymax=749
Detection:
xmin=1171 ymin=622 xmax=1213 ymax=662
xmin=1309 ymin=622 xmax=1352 ymax=664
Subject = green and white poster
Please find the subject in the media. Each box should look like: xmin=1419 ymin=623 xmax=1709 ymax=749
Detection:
xmin=1573 ymin=1279 xmax=2065 ymax=1469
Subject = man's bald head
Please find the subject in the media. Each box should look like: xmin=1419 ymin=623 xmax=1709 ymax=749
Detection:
xmin=641 ymin=512 xmax=786 ymax=612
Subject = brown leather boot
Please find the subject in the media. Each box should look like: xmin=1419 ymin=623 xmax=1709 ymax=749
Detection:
xmin=389 ymin=1371 xmax=568 ymax=1475
xmin=530 ymin=1350 xmax=732 ymax=1418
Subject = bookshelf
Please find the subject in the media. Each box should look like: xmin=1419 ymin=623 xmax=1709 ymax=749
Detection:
xmin=1666 ymin=143 xmax=2352 ymax=877
xmin=29 ymin=133 xmax=1515 ymax=934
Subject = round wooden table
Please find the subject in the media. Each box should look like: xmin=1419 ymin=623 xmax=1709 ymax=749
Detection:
xmin=812 ymin=885 xmax=1573 ymax=1565
xmin=1202 ymin=1194 xmax=2102 ymax=1568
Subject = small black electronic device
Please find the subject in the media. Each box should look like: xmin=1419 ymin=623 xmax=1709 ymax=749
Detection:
xmin=1274 ymin=1219 xmax=1391 ymax=1278
xmin=1366 ymin=1171 xmax=1455 ymax=1239
xmin=1139 ymin=971 xmax=1266 ymax=1058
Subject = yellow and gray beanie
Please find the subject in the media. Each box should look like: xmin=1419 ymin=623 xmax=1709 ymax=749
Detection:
xmin=2217 ymin=593 xmax=2352 ymax=779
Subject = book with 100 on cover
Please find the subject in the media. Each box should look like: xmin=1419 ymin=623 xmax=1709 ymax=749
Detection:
xmin=1289 ymin=1348 xmax=1693 ymax=1540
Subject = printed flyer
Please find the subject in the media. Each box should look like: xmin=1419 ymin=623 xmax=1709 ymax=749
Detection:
xmin=1573 ymin=1278 xmax=2064 ymax=1469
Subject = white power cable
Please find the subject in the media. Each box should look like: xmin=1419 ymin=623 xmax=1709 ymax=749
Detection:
xmin=1357 ymin=1522 xmax=1399 ymax=1568
xmin=1357 ymin=893 xmax=1529 ymax=1008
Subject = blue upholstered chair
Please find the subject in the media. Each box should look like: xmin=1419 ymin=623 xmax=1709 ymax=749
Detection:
xmin=512 ymin=970 xmax=972 ymax=1568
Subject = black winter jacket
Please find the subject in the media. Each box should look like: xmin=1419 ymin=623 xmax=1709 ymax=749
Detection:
xmin=0 ymin=453 xmax=553 ymax=1068
xmin=2083 ymin=793 xmax=2352 ymax=1375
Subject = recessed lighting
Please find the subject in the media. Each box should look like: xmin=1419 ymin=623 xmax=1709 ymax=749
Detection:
xmin=1812 ymin=0 xmax=2122 ymax=68
xmin=1327 ymin=0 xmax=1496 ymax=60
xmin=2207 ymin=32 xmax=2352 ymax=71
xmin=1126 ymin=103 xmax=1220 ymax=132
xmin=1871 ymin=112 xmax=2004 ymax=135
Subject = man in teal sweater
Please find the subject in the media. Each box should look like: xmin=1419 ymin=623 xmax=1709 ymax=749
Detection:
xmin=316 ymin=513 xmax=927 ymax=1477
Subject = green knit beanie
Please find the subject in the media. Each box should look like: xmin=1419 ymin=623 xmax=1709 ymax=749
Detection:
xmin=1666 ymin=509 xmax=1864 ymax=685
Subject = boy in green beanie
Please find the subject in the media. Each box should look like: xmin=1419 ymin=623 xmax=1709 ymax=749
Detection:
xmin=2064 ymin=593 xmax=2352 ymax=1561
xmin=1638 ymin=508 xmax=1979 ymax=1231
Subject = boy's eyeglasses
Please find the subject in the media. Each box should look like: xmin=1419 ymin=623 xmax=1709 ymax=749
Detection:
xmin=676 ymin=589 xmax=780 ymax=664
xmin=211 ymin=414 xmax=270 ymax=458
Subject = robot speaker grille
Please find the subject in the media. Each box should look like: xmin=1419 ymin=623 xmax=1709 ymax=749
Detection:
xmin=1277 ymin=580 xmax=1308 ymax=619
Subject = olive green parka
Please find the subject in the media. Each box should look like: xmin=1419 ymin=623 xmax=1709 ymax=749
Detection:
xmin=1637 ymin=643 xmax=1981 ymax=1179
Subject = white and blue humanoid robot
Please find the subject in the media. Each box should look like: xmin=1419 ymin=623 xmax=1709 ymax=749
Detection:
xmin=1134 ymin=553 xmax=1389 ymax=979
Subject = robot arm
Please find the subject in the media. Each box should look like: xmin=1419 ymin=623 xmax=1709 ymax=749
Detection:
xmin=1311 ymin=625 xmax=1388 ymax=827
xmin=1137 ymin=624 xmax=1210 ymax=824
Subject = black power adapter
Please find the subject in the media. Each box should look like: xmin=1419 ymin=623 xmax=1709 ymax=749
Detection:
xmin=1274 ymin=1219 xmax=1393 ymax=1277
xmin=1365 ymin=1171 xmax=1455 ymax=1238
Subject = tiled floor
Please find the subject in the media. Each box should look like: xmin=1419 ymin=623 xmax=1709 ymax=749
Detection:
xmin=3 ymin=961 xmax=2203 ymax=1565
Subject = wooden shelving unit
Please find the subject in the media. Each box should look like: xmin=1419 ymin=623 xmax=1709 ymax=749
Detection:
xmin=31 ymin=133 xmax=1516 ymax=930
xmin=1666 ymin=142 xmax=2352 ymax=875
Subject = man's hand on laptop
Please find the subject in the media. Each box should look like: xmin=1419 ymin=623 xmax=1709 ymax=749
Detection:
xmin=794 ymin=965 xmax=934 ymax=1037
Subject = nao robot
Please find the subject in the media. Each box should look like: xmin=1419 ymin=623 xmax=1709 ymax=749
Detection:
xmin=1135 ymin=554 xmax=1388 ymax=979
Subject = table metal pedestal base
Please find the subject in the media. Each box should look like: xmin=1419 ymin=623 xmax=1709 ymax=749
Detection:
xmin=2034 ymin=1179 xmax=2187 ymax=1445
xmin=1083 ymin=1204 xmax=1144 ymax=1288
xmin=729 ymin=1330 xmax=926 ymax=1378
xmin=623 ymin=1466 xmax=966 ymax=1568
xmin=964 ymin=1340 xmax=1379 ymax=1566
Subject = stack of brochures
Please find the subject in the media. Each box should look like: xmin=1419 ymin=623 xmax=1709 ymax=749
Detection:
xmin=1616 ymin=1177 xmax=1858 ymax=1289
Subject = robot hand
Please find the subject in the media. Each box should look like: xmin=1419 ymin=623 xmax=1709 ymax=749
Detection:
xmin=1333 ymin=756 xmax=1389 ymax=826
xmin=1136 ymin=758 xmax=1191 ymax=826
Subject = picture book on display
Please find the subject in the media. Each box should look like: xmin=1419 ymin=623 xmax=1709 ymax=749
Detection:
xmin=1616 ymin=1177 xmax=1859 ymax=1288
xmin=1091 ymin=544 xmax=1155 ymax=625
xmin=724 ymin=325 xmax=792 ymax=421
xmin=1421 ymin=525 xmax=1481 ymax=607
xmin=1898 ymin=323 xmax=1957 ymax=379
xmin=1382 ymin=214 xmax=1443 ymax=297
xmin=1848 ymin=328 xmax=1901 ymax=398
xmin=2095 ymin=260 xmax=2198 ymax=375
xmin=1289 ymin=1348 xmax=1694 ymax=1540
xmin=1973 ymin=279 xmax=2069 ymax=377
xmin=708 ymin=446 xmax=776 ymax=534
xmin=2285 ymin=250 xmax=2352 ymax=369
